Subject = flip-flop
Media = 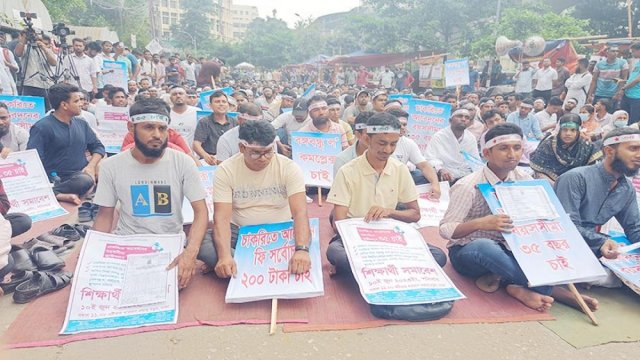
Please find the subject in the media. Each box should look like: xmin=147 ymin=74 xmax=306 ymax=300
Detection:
xmin=13 ymin=271 xmax=73 ymax=304
xmin=51 ymin=224 xmax=82 ymax=242
xmin=0 ymin=270 xmax=35 ymax=295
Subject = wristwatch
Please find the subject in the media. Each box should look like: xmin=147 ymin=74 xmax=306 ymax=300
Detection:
xmin=295 ymin=245 xmax=310 ymax=252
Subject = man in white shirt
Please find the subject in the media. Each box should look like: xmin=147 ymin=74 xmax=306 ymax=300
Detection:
xmin=532 ymin=58 xmax=558 ymax=104
xmin=513 ymin=60 xmax=535 ymax=98
xmin=181 ymin=55 xmax=197 ymax=87
xmin=380 ymin=67 xmax=395 ymax=88
xmin=63 ymin=38 xmax=97 ymax=97
xmin=217 ymin=103 xmax=276 ymax=161
xmin=535 ymin=96 xmax=563 ymax=133
xmin=425 ymin=109 xmax=480 ymax=183
xmin=169 ymin=86 xmax=198 ymax=148
xmin=271 ymin=98 xmax=311 ymax=156
xmin=94 ymin=41 xmax=114 ymax=96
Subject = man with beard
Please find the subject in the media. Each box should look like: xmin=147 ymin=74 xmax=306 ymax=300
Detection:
xmin=255 ymin=86 xmax=276 ymax=111
xmin=425 ymin=109 xmax=480 ymax=183
xmin=62 ymin=38 xmax=98 ymax=98
xmin=298 ymin=95 xmax=348 ymax=150
xmin=27 ymin=83 xmax=104 ymax=204
xmin=92 ymin=97 xmax=208 ymax=290
xmin=108 ymin=87 xmax=129 ymax=108
xmin=556 ymin=127 xmax=640 ymax=259
xmin=342 ymin=90 xmax=373 ymax=125
xmin=153 ymin=54 xmax=166 ymax=86
xmin=0 ymin=102 xmax=29 ymax=153
xmin=169 ymin=86 xmax=199 ymax=148
xmin=127 ymin=80 xmax=138 ymax=106
xmin=271 ymin=98 xmax=311 ymax=156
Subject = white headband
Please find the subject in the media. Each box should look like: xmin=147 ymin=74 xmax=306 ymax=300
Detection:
xmin=239 ymin=113 xmax=263 ymax=121
xmin=308 ymin=101 xmax=327 ymax=111
xmin=366 ymin=125 xmax=401 ymax=134
xmin=355 ymin=123 xmax=367 ymax=130
xmin=603 ymin=134 xmax=640 ymax=147
xmin=483 ymin=134 xmax=523 ymax=150
xmin=130 ymin=113 xmax=170 ymax=124
xmin=328 ymin=104 xmax=341 ymax=110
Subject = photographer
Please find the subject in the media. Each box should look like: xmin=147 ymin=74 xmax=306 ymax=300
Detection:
xmin=14 ymin=31 xmax=57 ymax=109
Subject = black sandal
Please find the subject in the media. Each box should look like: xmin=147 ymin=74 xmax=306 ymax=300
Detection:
xmin=13 ymin=271 xmax=73 ymax=304
xmin=0 ymin=270 xmax=35 ymax=295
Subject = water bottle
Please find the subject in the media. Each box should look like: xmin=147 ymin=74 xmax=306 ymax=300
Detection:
xmin=51 ymin=172 xmax=61 ymax=188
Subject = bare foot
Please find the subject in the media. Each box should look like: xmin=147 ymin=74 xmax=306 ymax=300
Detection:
xmin=56 ymin=193 xmax=82 ymax=205
xmin=475 ymin=273 xmax=501 ymax=293
xmin=328 ymin=265 xmax=337 ymax=276
xmin=552 ymin=286 xmax=599 ymax=312
xmin=506 ymin=285 xmax=554 ymax=312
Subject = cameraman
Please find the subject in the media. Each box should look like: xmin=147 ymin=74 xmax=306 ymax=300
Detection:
xmin=14 ymin=32 xmax=57 ymax=109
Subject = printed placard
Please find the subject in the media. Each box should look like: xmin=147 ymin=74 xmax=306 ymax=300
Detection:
xmin=414 ymin=181 xmax=450 ymax=228
xmin=95 ymin=105 xmax=130 ymax=153
xmin=102 ymin=60 xmax=128 ymax=89
xmin=0 ymin=150 xmax=67 ymax=222
xmin=60 ymin=230 xmax=182 ymax=334
xmin=444 ymin=58 xmax=470 ymax=87
xmin=0 ymin=95 xmax=46 ymax=130
xmin=388 ymin=94 xmax=412 ymax=112
xmin=182 ymin=165 xmax=216 ymax=224
xmin=336 ymin=218 xmax=465 ymax=305
xmin=291 ymin=131 xmax=341 ymax=188
xmin=478 ymin=180 xmax=607 ymax=286
xmin=407 ymin=99 xmax=452 ymax=152
xmin=225 ymin=218 xmax=324 ymax=303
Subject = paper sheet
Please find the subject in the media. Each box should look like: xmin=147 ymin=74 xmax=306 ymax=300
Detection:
xmin=495 ymin=185 xmax=559 ymax=222
xmin=119 ymin=252 xmax=171 ymax=307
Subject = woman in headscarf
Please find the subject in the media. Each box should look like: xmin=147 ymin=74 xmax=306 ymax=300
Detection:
xmin=530 ymin=113 xmax=602 ymax=185
xmin=600 ymin=110 xmax=629 ymax=138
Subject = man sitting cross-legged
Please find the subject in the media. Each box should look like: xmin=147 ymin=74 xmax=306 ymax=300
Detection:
xmin=440 ymin=123 xmax=598 ymax=312
xmin=92 ymin=98 xmax=209 ymax=290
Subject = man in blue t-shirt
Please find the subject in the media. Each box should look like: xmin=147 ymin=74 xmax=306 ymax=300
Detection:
xmin=622 ymin=42 xmax=640 ymax=125
xmin=588 ymin=46 xmax=629 ymax=106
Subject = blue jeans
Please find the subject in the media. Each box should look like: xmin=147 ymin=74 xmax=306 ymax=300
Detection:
xmin=448 ymin=238 xmax=552 ymax=295
xmin=410 ymin=169 xmax=429 ymax=185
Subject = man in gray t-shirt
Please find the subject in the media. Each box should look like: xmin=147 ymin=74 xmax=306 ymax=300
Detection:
xmin=93 ymin=98 xmax=208 ymax=289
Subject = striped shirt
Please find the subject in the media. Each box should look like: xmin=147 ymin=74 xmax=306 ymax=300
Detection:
xmin=439 ymin=166 xmax=532 ymax=248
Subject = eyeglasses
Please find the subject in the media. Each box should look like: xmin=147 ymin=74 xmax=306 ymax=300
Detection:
xmin=248 ymin=150 xmax=275 ymax=160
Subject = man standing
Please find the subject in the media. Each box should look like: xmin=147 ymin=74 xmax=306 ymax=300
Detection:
xmin=588 ymin=46 xmax=629 ymax=107
xmin=205 ymin=121 xmax=312 ymax=278
xmin=425 ymin=109 xmax=480 ymax=183
xmin=63 ymin=38 xmax=97 ymax=98
xmin=532 ymin=59 xmax=558 ymax=104
xmin=113 ymin=42 xmax=133 ymax=80
xmin=92 ymin=97 xmax=208 ymax=290
xmin=14 ymin=33 xmax=57 ymax=108
xmin=298 ymin=95 xmax=348 ymax=150
xmin=27 ymin=83 xmax=104 ymax=204
xmin=165 ymin=57 xmax=180 ymax=86
xmin=621 ymin=42 xmax=640 ymax=125
xmin=153 ymin=54 xmax=166 ymax=86
xmin=193 ymin=91 xmax=236 ymax=164
xmin=0 ymin=102 xmax=29 ymax=153
xmin=181 ymin=55 xmax=197 ymax=88
xmin=138 ymin=50 xmax=156 ymax=83
xmin=380 ymin=67 xmax=395 ymax=89
xmin=506 ymin=99 xmax=543 ymax=140
xmin=94 ymin=41 xmax=114 ymax=98
xmin=169 ymin=87 xmax=199 ymax=148
xmin=513 ymin=61 xmax=534 ymax=98
xmin=552 ymin=57 xmax=570 ymax=99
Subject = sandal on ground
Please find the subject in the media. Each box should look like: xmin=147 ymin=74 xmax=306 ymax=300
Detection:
xmin=22 ymin=237 xmax=64 ymax=255
xmin=78 ymin=205 xmax=93 ymax=222
xmin=0 ymin=270 xmax=35 ymax=295
xmin=72 ymin=224 xmax=91 ymax=238
xmin=37 ymin=233 xmax=74 ymax=251
xmin=51 ymin=224 xmax=82 ymax=242
xmin=29 ymin=248 xmax=65 ymax=272
xmin=13 ymin=271 xmax=73 ymax=304
xmin=10 ymin=246 xmax=37 ymax=272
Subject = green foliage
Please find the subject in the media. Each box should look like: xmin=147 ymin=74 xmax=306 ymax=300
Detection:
xmin=573 ymin=0 xmax=637 ymax=38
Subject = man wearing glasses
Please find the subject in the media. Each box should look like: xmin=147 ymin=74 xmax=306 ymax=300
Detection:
xmin=202 ymin=120 xmax=312 ymax=278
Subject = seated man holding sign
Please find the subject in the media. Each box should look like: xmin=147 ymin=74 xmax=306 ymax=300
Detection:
xmin=327 ymin=112 xmax=447 ymax=275
xmin=440 ymin=123 xmax=598 ymax=311
xmin=555 ymin=127 xmax=640 ymax=285
xmin=92 ymin=98 xmax=209 ymax=290
xmin=205 ymin=120 xmax=312 ymax=278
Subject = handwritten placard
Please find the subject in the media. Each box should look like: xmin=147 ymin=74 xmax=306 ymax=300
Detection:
xmin=407 ymin=99 xmax=451 ymax=152
xmin=0 ymin=150 xmax=67 ymax=222
xmin=102 ymin=60 xmax=128 ymax=89
xmin=444 ymin=58 xmax=470 ymax=87
xmin=182 ymin=165 xmax=216 ymax=224
xmin=414 ymin=181 xmax=450 ymax=228
xmin=60 ymin=230 xmax=181 ymax=334
xmin=291 ymin=131 xmax=341 ymax=188
xmin=336 ymin=218 xmax=465 ymax=305
xmin=0 ymin=95 xmax=45 ymax=130
xmin=478 ymin=180 xmax=606 ymax=286
xmin=95 ymin=105 xmax=130 ymax=153
xmin=225 ymin=218 xmax=324 ymax=303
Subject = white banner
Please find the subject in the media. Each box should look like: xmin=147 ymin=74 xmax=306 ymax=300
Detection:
xmin=0 ymin=150 xmax=67 ymax=222
xmin=414 ymin=181 xmax=450 ymax=228
xmin=95 ymin=105 xmax=130 ymax=153
xmin=182 ymin=165 xmax=216 ymax=224
xmin=336 ymin=218 xmax=464 ymax=305
xmin=60 ymin=230 xmax=182 ymax=334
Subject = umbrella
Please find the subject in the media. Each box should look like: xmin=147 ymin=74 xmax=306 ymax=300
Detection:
xmin=235 ymin=62 xmax=255 ymax=70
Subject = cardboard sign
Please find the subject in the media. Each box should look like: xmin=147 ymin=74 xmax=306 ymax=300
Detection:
xmin=60 ymin=230 xmax=182 ymax=334
xmin=102 ymin=60 xmax=128 ymax=89
xmin=95 ymin=105 xmax=130 ymax=153
xmin=414 ymin=181 xmax=450 ymax=228
xmin=225 ymin=218 xmax=324 ymax=303
xmin=406 ymin=99 xmax=452 ymax=152
xmin=182 ymin=165 xmax=216 ymax=224
xmin=336 ymin=218 xmax=465 ymax=305
xmin=0 ymin=95 xmax=46 ymax=130
xmin=444 ymin=58 xmax=470 ymax=87
xmin=478 ymin=180 xmax=607 ymax=286
xmin=0 ymin=150 xmax=67 ymax=222
xmin=291 ymin=131 xmax=341 ymax=188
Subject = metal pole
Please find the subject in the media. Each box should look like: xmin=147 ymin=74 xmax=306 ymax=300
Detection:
xmin=628 ymin=0 xmax=634 ymax=38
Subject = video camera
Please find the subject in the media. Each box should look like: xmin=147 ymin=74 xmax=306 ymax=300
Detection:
xmin=52 ymin=23 xmax=75 ymax=46
xmin=19 ymin=11 xmax=39 ymax=43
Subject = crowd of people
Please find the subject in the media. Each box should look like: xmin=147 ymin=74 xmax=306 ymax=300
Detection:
xmin=0 ymin=32 xmax=639 ymax=318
